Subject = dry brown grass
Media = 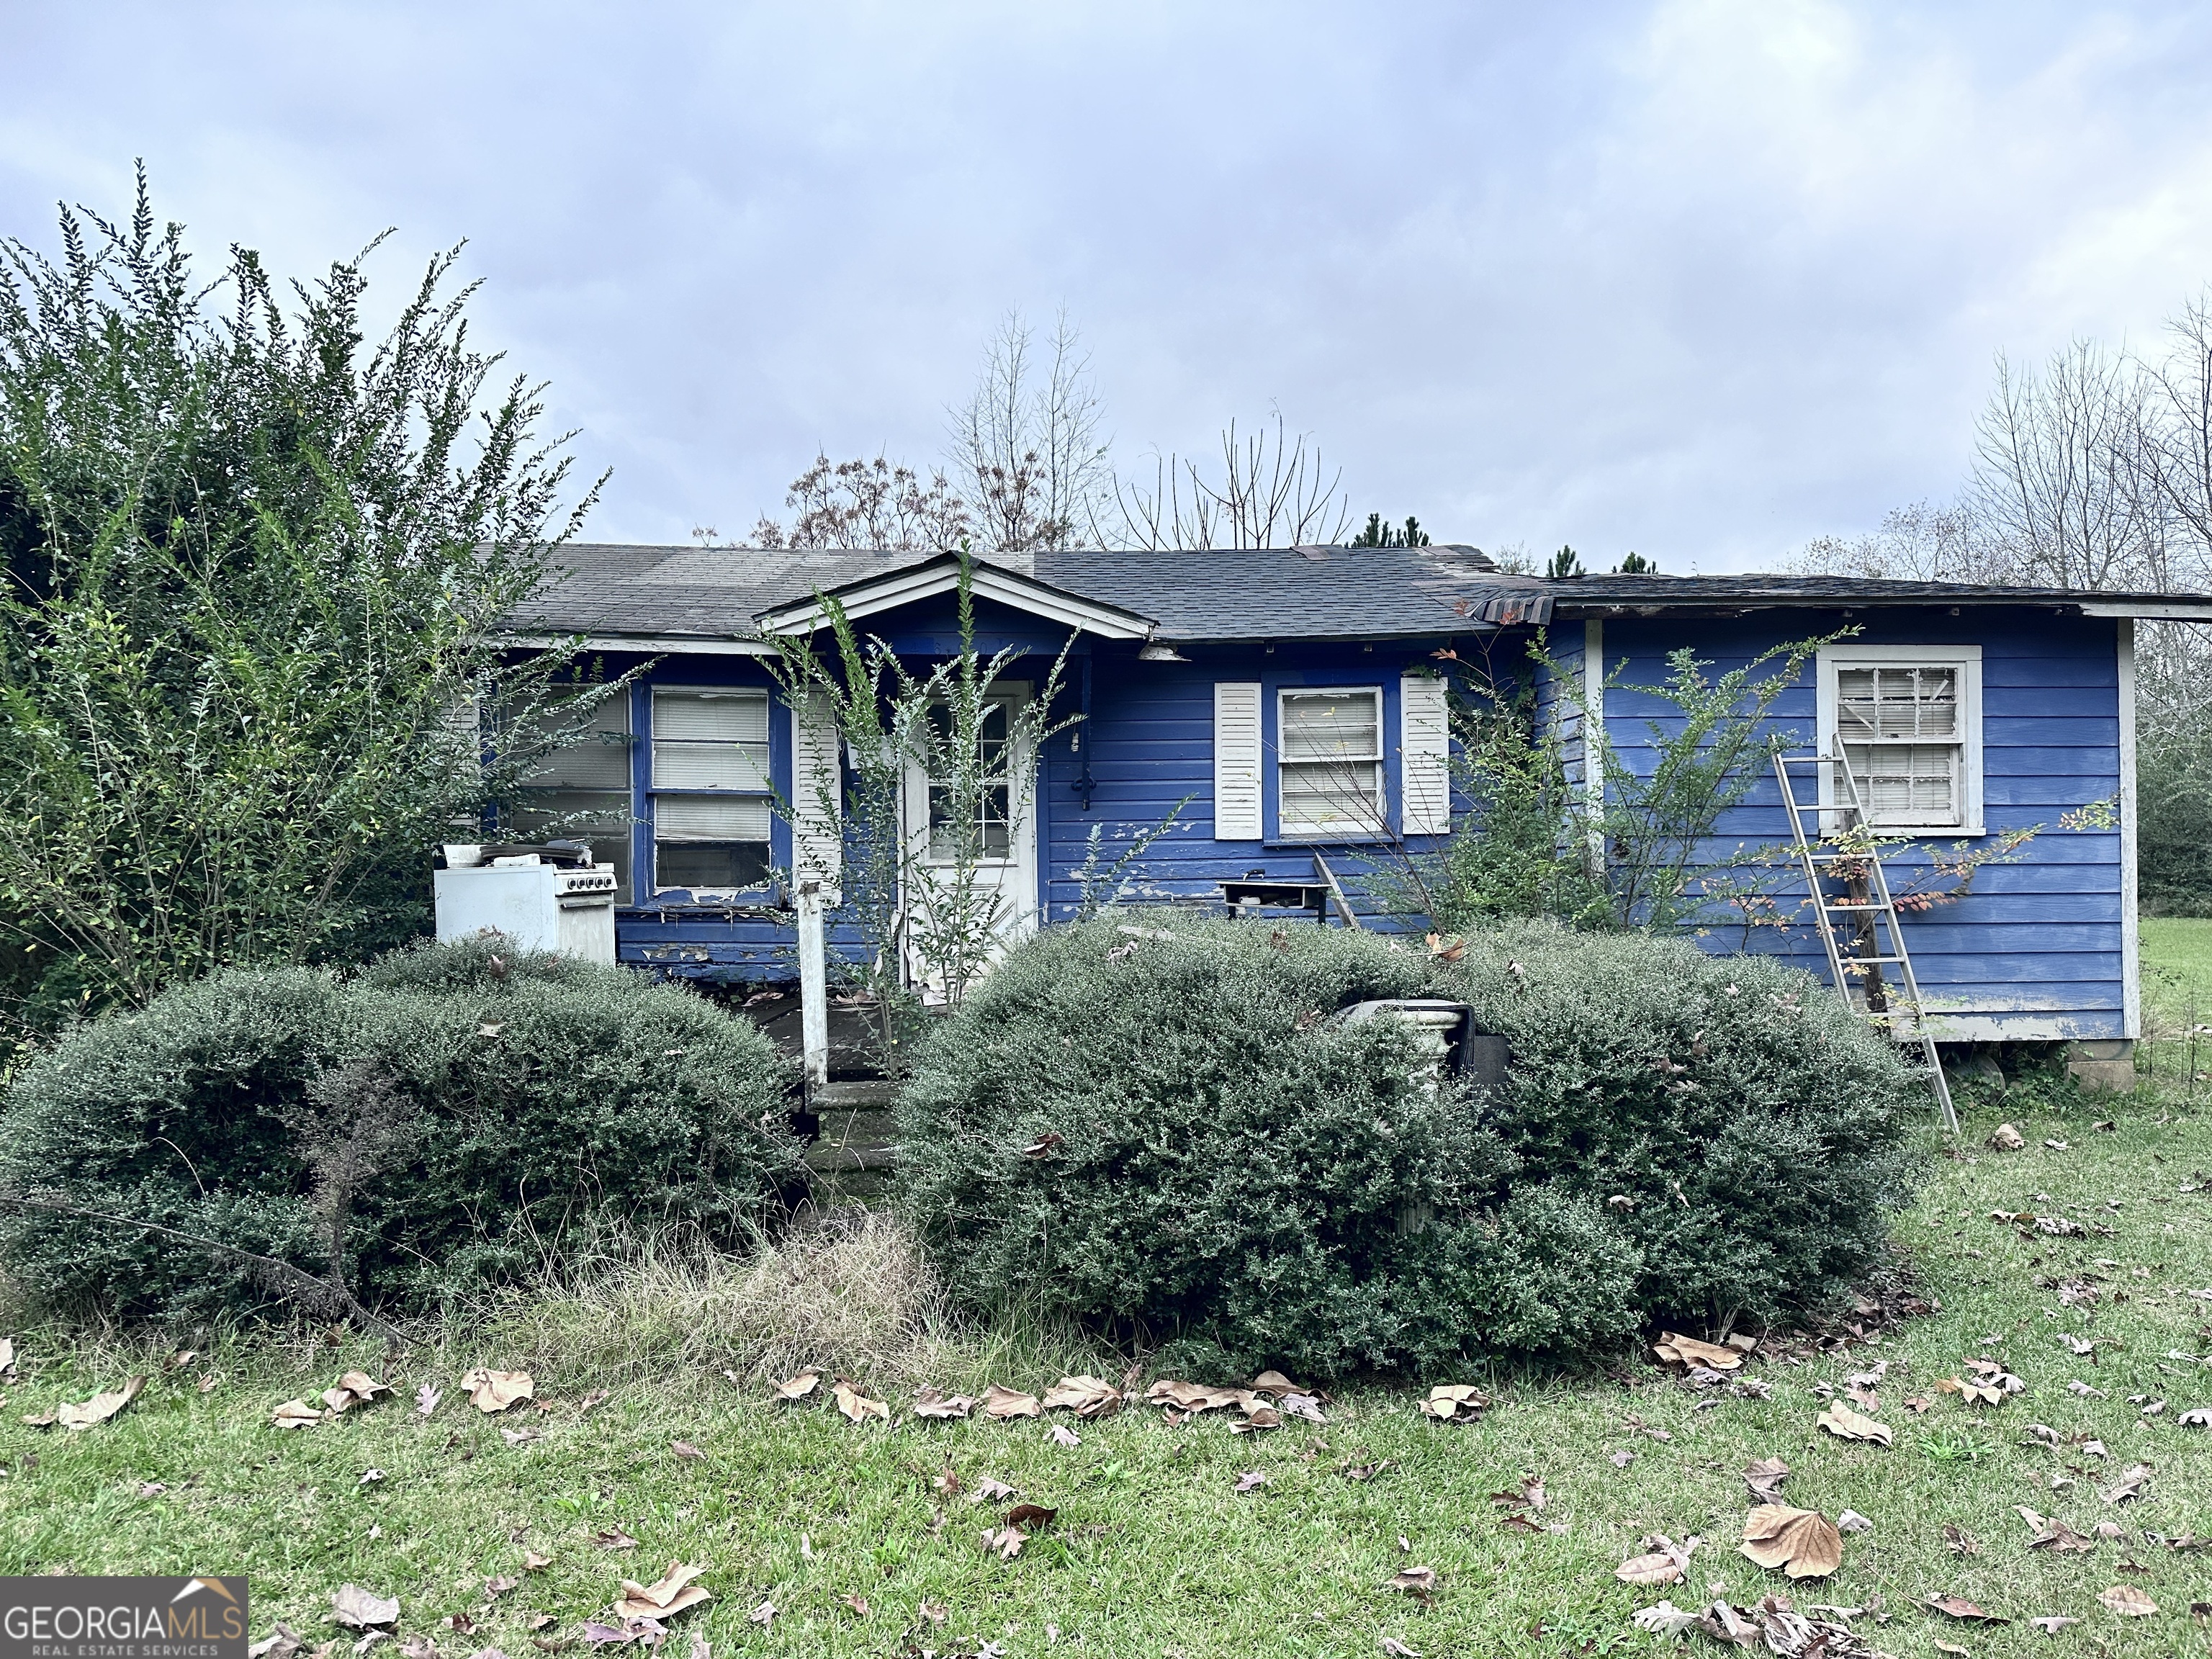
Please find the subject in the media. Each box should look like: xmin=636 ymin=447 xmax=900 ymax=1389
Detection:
xmin=466 ymin=1209 xmax=1089 ymax=1390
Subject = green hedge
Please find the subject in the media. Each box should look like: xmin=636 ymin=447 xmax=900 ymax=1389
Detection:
xmin=896 ymin=917 xmax=1918 ymax=1378
xmin=0 ymin=939 xmax=803 ymax=1321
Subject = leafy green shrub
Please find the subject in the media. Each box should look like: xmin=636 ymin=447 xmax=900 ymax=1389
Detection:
xmin=897 ymin=916 xmax=1918 ymax=1377
xmin=0 ymin=941 xmax=804 ymax=1322
xmin=895 ymin=918 xmax=1642 ymax=1378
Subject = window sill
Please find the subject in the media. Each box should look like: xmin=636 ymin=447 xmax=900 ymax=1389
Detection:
xmin=1858 ymin=823 xmax=1985 ymax=839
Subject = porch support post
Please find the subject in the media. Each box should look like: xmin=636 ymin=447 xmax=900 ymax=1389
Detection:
xmin=797 ymin=876 xmax=830 ymax=1093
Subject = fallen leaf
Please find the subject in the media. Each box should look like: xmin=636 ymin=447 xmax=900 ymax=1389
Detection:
xmin=500 ymin=1427 xmax=542 ymax=1447
xmin=670 ymin=1441 xmax=703 ymax=1461
xmin=1416 ymin=1384 xmax=1487 ymax=1423
xmin=54 ymin=1375 xmax=146 ymax=1431
xmin=1743 ymin=1457 xmax=1790 ymax=1503
xmin=1653 ymin=1331 xmax=1745 ymax=1371
xmin=523 ymin=1552 xmax=552 ymax=1571
xmin=912 ymin=1388 xmax=974 ymax=1419
xmin=982 ymin=1384 xmax=1041 ymax=1420
xmin=1233 ymin=1470 xmax=1267 ymax=1493
xmin=772 ymin=1370 xmax=820 ymax=1403
xmin=1019 ymin=1132 xmax=1065 ymax=1159
xmin=1943 ymin=1524 xmax=1981 ymax=1555
xmin=1386 ymin=1566 xmax=1437 ymax=1597
xmin=2016 ymin=1507 xmax=2095 ymax=1552
xmin=1251 ymin=1370 xmax=1298 ymax=1393
xmin=459 ymin=1370 xmax=534 ymax=1414
xmin=1004 ymin=1503 xmax=1057 ymax=1529
xmin=1343 ymin=1459 xmax=1390 ymax=1482
xmin=917 ymin=1601 xmax=948 ymax=1626
xmin=359 ymin=1467 xmax=385 ymax=1487
xmin=974 ymin=1476 xmax=1017 ymax=1502
xmin=2028 ymin=1614 xmax=2080 ymax=1633
xmin=1047 ymin=1423 xmax=1080 ymax=1447
xmin=2098 ymin=1585 xmax=2157 ymax=1618
xmin=1815 ymin=1401 xmax=1893 ymax=1445
xmin=249 ymin=1624 xmax=304 ymax=1659
xmin=1609 ymin=1450 xmax=1636 ymax=1468
xmin=1837 ymin=1509 xmax=1873 ymax=1534
xmin=2099 ymin=1463 xmax=2152 ymax=1503
xmin=1229 ymin=1405 xmax=1282 ymax=1434
xmin=831 ymin=1379 xmax=889 ymax=1424
xmin=485 ymin=1578 xmax=518 ymax=1601
xmin=331 ymin=1587 xmax=400 ymax=1629
xmin=272 ymin=1399 xmax=325 ymax=1431
xmin=1277 ymin=1390 xmax=1328 ymax=1424
xmin=745 ymin=1599 xmax=774 ymax=1629
xmin=2177 ymin=1407 xmax=2212 ymax=1427
xmin=1040 ymin=1375 xmax=1120 ymax=1417
xmin=1632 ymin=1604 xmax=1699 ymax=1640
xmin=593 ymin=1529 xmax=639 ymax=1552
xmin=1925 ymin=1593 xmax=2005 ymax=1623
xmin=613 ymin=1561 xmax=711 ymax=1622
xmin=1937 ymin=1377 xmax=2006 ymax=1407
xmin=135 ymin=1480 xmax=168 ymax=1497
xmin=325 ymin=1372 xmax=393 ymax=1413
xmin=1988 ymin=1123 xmax=2025 ymax=1150
xmin=1617 ymin=1534 xmax=1699 ymax=1586
xmin=1380 ymin=1640 xmax=1421 ymax=1658
xmin=575 ymin=1389 xmax=610 ymax=1415
xmin=1143 ymin=1378 xmax=1253 ymax=1413
xmin=415 ymin=1384 xmax=441 ymax=1417
xmin=982 ymin=1525 xmax=1026 ymax=1560
xmin=838 ymin=1594 xmax=868 ymax=1619
xmin=1739 ymin=1506 xmax=1843 ymax=1579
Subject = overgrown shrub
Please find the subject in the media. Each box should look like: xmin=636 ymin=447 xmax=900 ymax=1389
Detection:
xmin=896 ymin=916 xmax=1920 ymax=1378
xmin=0 ymin=940 xmax=804 ymax=1322
xmin=1445 ymin=922 xmax=1920 ymax=1331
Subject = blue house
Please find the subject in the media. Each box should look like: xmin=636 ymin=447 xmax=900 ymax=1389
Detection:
xmin=500 ymin=541 xmax=2212 ymax=1067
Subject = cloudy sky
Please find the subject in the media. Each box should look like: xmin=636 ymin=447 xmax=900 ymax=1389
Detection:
xmin=9 ymin=1 xmax=2212 ymax=568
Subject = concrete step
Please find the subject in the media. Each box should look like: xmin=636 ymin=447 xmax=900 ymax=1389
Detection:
xmin=814 ymin=1078 xmax=899 ymax=1108
xmin=804 ymin=1141 xmax=897 ymax=1174
xmin=811 ymin=1107 xmax=895 ymax=1151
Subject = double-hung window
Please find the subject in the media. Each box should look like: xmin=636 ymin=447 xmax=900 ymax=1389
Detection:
xmin=509 ymin=691 xmax=634 ymax=902
xmin=1277 ymin=687 xmax=1385 ymax=838
xmin=1817 ymin=644 xmax=1983 ymax=833
xmin=652 ymin=687 xmax=772 ymax=892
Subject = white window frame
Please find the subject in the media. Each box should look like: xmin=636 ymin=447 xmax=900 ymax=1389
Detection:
xmin=1815 ymin=643 xmax=1984 ymax=836
xmin=649 ymin=685 xmax=775 ymax=895
xmin=1274 ymin=685 xmax=1388 ymax=842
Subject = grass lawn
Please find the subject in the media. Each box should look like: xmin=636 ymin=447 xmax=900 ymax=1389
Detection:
xmin=4 ymin=1095 xmax=2211 ymax=1658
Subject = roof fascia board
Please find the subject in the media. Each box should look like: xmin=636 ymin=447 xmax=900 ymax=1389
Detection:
xmin=498 ymin=632 xmax=771 ymax=657
xmin=2076 ymin=599 xmax=2212 ymax=620
xmin=757 ymin=558 xmax=1155 ymax=640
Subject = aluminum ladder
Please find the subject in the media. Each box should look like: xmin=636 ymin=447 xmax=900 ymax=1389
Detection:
xmin=1772 ymin=750 xmax=1960 ymax=1133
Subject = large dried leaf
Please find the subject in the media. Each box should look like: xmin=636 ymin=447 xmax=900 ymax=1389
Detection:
xmin=1047 ymin=1423 xmax=1080 ymax=1447
xmin=1143 ymin=1378 xmax=1252 ymax=1413
xmin=1631 ymin=1603 xmax=1699 ymax=1640
xmin=325 ymin=1372 xmax=393 ymax=1413
xmin=831 ymin=1380 xmax=889 ymax=1424
xmin=1987 ymin=1122 xmax=2025 ymax=1150
xmin=1815 ymin=1402 xmax=1893 ymax=1445
xmin=1250 ymin=1370 xmax=1299 ymax=1394
xmin=981 ymin=1525 xmax=1026 ymax=1560
xmin=613 ymin=1563 xmax=711 ymax=1622
xmin=2017 ymin=1506 xmax=2095 ymax=1553
xmin=459 ymin=1370 xmax=535 ymax=1414
xmin=55 ymin=1375 xmax=145 ymax=1430
xmin=1617 ymin=1534 xmax=1699 ymax=1586
xmin=2098 ymin=1463 xmax=2152 ymax=1503
xmin=1004 ymin=1503 xmax=1056 ymax=1529
xmin=772 ymin=1370 xmax=820 ymax=1403
xmin=1229 ymin=1405 xmax=1281 ymax=1434
xmin=1040 ymin=1375 xmax=1121 ymax=1417
xmin=1925 ymin=1594 xmax=2005 ymax=1623
xmin=1653 ymin=1332 xmax=1744 ymax=1372
xmin=1743 ymin=1457 xmax=1790 ymax=1503
xmin=1936 ymin=1376 xmax=2005 ymax=1407
xmin=1386 ymin=1567 xmax=1437 ymax=1598
xmin=272 ymin=1398 xmax=325 ymax=1431
xmin=332 ymin=1587 xmax=400 ymax=1629
xmin=912 ymin=1388 xmax=974 ymax=1420
xmin=1277 ymin=1391 xmax=1328 ymax=1424
xmin=2098 ymin=1585 xmax=2157 ymax=1617
xmin=982 ymin=1384 xmax=1041 ymax=1420
xmin=1739 ymin=1506 xmax=1842 ymax=1580
xmin=1417 ymin=1385 xmax=1487 ymax=1423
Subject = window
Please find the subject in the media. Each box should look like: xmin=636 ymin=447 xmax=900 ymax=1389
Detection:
xmin=1817 ymin=645 xmax=1982 ymax=832
xmin=509 ymin=690 xmax=634 ymax=902
xmin=923 ymin=699 xmax=1014 ymax=862
xmin=652 ymin=688 xmax=772 ymax=892
xmin=1277 ymin=686 xmax=1385 ymax=838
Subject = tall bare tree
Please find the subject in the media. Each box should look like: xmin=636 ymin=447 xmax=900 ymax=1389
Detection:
xmin=947 ymin=309 xmax=1112 ymax=555
xmin=1105 ymin=409 xmax=1352 ymax=550
xmin=752 ymin=452 xmax=969 ymax=552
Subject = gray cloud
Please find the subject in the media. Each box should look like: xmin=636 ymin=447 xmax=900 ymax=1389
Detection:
xmin=8 ymin=0 xmax=2212 ymax=568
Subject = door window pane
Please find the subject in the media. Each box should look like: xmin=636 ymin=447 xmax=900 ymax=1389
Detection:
xmin=925 ymin=701 xmax=1014 ymax=860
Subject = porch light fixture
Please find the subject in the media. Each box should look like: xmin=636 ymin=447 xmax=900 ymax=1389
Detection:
xmin=1138 ymin=643 xmax=1190 ymax=662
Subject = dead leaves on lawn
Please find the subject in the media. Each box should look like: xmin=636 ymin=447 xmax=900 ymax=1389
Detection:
xmin=982 ymin=1384 xmax=1041 ymax=1420
xmin=331 ymin=1586 xmax=400 ymax=1630
xmin=1416 ymin=1385 xmax=1487 ymax=1424
xmin=1651 ymin=1331 xmax=1749 ymax=1372
xmin=459 ymin=1369 xmax=535 ymax=1414
xmin=1925 ymin=1593 xmax=2005 ymax=1624
xmin=1743 ymin=1457 xmax=1789 ymax=1503
xmin=1616 ymin=1534 xmax=1699 ymax=1586
xmin=912 ymin=1388 xmax=974 ymax=1420
xmin=24 ymin=1375 xmax=145 ymax=1431
xmin=2098 ymin=1584 xmax=2159 ymax=1618
xmin=1738 ymin=1506 xmax=1843 ymax=1580
xmin=611 ymin=1562 xmax=711 ymax=1622
xmin=772 ymin=1369 xmax=821 ymax=1403
xmin=2098 ymin=1462 xmax=2153 ymax=1503
xmin=1815 ymin=1401 xmax=1893 ymax=1446
xmin=2018 ymin=1506 xmax=2096 ymax=1552
xmin=1040 ymin=1375 xmax=1121 ymax=1417
xmin=830 ymin=1379 xmax=889 ymax=1424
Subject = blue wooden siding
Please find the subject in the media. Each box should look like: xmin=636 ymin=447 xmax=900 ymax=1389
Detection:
xmin=1591 ymin=610 xmax=2125 ymax=1040
xmin=558 ymin=595 xmax=2130 ymax=1040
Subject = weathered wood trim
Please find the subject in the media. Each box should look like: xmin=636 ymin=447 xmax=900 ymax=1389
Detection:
xmin=2118 ymin=619 xmax=2139 ymax=1040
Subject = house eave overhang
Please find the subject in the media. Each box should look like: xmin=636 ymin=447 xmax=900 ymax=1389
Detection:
xmin=495 ymin=630 xmax=773 ymax=656
xmin=752 ymin=552 xmax=1157 ymax=641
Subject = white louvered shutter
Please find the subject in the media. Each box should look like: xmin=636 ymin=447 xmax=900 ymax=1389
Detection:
xmin=791 ymin=691 xmax=843 ymax=886
xmin=1399 ymin=674 xmax=1450 ymax=835
xmin=1213 ymin=681 xmax=1264 ymax=841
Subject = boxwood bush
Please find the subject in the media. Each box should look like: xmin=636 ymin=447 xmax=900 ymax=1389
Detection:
xmin=896 ymin=916 xmax=1918 ymax=1378
xmin=0 ymin=938 xmax=804 ymax=1321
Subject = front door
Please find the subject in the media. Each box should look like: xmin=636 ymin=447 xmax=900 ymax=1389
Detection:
xmin=899 ymin=686 xmax=1038 ymax=999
